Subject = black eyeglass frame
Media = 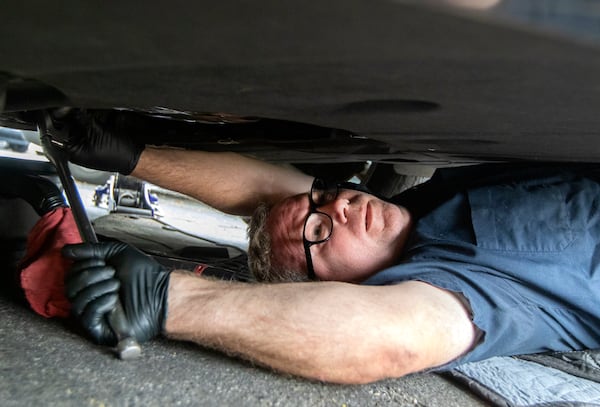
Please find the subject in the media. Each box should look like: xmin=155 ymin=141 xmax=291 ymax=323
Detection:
xmin=302 ymin=179 xmax=339 ymax=280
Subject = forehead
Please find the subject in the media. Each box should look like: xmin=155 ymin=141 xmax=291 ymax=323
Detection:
xmin=266 ymin=193 xmax=309 ymax=271
xmin=269 ymin=193 xmax=308 ymax=227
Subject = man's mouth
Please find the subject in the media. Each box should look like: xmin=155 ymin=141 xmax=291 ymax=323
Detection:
xmin=365 ymin=201 xmax=371 ymax=231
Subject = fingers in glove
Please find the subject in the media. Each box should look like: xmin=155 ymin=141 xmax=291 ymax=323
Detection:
xmin=69 ymin=258 xmax=106 ymax=274
xmin=69 ymin=278 xmax=120 ymax=318
xmin=63 ymin=242 xmax=105 ymax=260
xmin=80 ymin=291 xmax=119 ymax=346
xmin=65 ymin=264 xmax=115 ymax=299
xmin=63 ymin=242 xmax=127 ymax=261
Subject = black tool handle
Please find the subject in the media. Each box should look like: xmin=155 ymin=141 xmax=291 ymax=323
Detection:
xmin=39 ymin=114 xmax=141 ymax=360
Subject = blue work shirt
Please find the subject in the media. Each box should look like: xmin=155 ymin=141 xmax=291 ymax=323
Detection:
xmin=363 ymin=170 xmax=600 ymax=367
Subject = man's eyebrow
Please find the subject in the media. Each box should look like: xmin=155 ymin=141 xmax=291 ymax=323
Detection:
xmin=296 ymin=195 xmax=309 ymax=223
xmin=278 ymin=195 xmax=305 ymax=229
xmin=291 ymin=194 xmax=311 ymax=236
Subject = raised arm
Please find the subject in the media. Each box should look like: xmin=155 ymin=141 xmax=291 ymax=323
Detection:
xmin=48 ymin=109 xmax=313 ymax=216
xmin=132 ymin=147 xmax=312 ymax=216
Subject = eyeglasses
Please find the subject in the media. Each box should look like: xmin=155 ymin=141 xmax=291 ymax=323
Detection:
xmin=303 ymin=178 xmax=339 ymax=280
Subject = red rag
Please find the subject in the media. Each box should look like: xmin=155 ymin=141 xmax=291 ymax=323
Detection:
xmin=19 ymin=207 xmax=82 ymax=318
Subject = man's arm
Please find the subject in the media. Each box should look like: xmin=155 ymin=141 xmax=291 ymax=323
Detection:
xmin=48 ymin=109 xmax=313 ymax=216
xmin=132 ymin=147 xmax=313 ymax=216
xmin=165 ymin=272 xmax=478 ymax=384
xmin=63 ymin=242 xmax=477 ymax=384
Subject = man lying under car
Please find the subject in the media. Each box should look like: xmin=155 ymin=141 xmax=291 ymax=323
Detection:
xmin=53 ymin=111 xmax=600 ymax=384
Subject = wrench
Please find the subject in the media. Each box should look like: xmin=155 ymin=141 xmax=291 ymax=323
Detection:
xmin=39 ymin=113 xmax=142 ymax=360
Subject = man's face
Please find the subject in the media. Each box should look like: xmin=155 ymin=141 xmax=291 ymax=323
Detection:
xmin=266 ymin=188 xmax=412 ymax=282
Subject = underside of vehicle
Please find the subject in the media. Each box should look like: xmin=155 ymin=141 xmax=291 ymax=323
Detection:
xmin=2 ymin=1 xmax=600 ymax=404
xmin=4 ymin=1 xmax=600 ymax=268
xmin=3 ymin=1 xmax=600 ymax=165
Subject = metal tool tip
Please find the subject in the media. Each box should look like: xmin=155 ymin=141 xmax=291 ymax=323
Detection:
xmin=116 ymin=338 xmax=142 ymax=360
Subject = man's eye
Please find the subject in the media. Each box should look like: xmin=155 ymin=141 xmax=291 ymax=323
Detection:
xmin=311 ymin=224 xmax=323 ymax=240
xmin=305 ymin=213 xmax=331 ymax=242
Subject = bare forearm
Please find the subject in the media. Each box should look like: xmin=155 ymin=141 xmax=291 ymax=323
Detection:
xmin=165 ymin=272 xmax=398 ymax=383
xmin=163 ymin=272 xmax=468 ymax=384
xmin=131 ymin=147 xmax=312 ymax=216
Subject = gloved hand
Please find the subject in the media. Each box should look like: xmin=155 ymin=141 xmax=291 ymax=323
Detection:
xmin=46 ymin=109 xmax=144 ymax=175
xmin=63 ymin=241 xmax=171 ymax=345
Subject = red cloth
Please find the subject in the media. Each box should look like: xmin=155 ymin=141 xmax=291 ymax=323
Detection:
xmin=19 ymin=207 xmax=82 ymax=318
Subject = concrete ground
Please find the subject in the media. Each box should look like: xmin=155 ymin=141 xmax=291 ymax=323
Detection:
xmin=0 ymin=295 xmax=486 ymax=407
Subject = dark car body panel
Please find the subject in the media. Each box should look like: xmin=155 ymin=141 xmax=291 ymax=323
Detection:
xmin=2 ymin=0 xmax=600 ymax=165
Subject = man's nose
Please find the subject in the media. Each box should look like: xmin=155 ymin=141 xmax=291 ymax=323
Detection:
xmin=320 ymin=197 xmax=349 ymax=224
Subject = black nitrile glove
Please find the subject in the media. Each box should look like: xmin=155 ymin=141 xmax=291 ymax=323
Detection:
xmin=63 ymin=242 xmax=171 ymax=346
xmin=47 ymin=109 xmax=144 ymax=175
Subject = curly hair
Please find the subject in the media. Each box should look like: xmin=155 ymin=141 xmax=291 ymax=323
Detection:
xmin=247 ymin=203 xmax=309 ymax=283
